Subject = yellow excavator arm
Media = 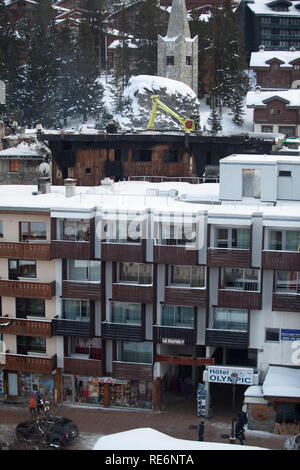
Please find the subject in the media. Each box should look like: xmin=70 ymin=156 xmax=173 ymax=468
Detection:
xmin=147 ymin=95 xmax=197 ymax=132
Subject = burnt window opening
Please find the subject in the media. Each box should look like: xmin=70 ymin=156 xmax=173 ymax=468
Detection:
xmin=132 ymin=149 xmax=152 ymax=162
xmin=62 ymin=141 xmax=72 ymax=151
xmin=163 ymin=148 xmax=183 ymax=163
xmin=86 ymin=168 xmax=91 ymax=174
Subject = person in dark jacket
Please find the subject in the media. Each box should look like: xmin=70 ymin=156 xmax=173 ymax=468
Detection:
xmin=198 ymin=421 xmax=205 ymax=441
xmin=235 ymin=416 xmax=246 ymax=445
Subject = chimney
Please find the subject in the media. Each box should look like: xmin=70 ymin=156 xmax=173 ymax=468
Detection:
xmin=64 ymin=178 xmax=77 ymax=198
xmin=255 ymin=86 xmax=261 ymax=94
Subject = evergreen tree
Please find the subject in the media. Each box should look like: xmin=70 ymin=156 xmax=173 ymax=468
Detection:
xmin=207 ymin=97 xmax=222 ymax=135
xmin=113 ymin=4 xmax=132 ymax=92
xmin=81 ymin=0 xmax=107 ymax=74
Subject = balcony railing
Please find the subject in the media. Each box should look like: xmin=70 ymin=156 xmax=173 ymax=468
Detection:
xmin=51 ymin=317 xmax=93 ymax=337
xmin=154 ymin=245 xmax=198 ymax=265
xmin=112 ymin=283 xmax=153 ymax=303
xmin=272 ymin=293 xmax=300 ymax=312
xmin=0 ymin=242 xmax=51 ymax=260
xmin=51 ymin=240 xmax=92 ymax=260
xmin=101 ymin=242 xmax=146 ymax=263
xmin=165 ymin=287 xmax=206 ymax=306
xmin=0 ymin=280 xmax=56 ymax=299
xmin=1 ymin=352 xmax=57 ymax=373
xmin=153 ymin=325 xmax=196 ymax=345
xmin=62 ymin=281 xmax=101 ymax=300
xmin=0 ymin=317 xmax=52 ymax=337
xmin=205 ymin=329 xmax=248 ymax=349
xmin=262 ymin=250 xmax=300 ymax=271
xmin=102 ymin=321 xmax=144 ymax=341
xmin=207 ymin=248 xmax=251 ymax=268
xmin=63 ymin=357 xmax=102 ymax=377
xmin=218 ymin=289 xmax=262 ymax=310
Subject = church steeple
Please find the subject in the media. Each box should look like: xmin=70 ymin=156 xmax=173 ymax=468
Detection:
xmin=157 ymin=0 xmax=198 ymax=95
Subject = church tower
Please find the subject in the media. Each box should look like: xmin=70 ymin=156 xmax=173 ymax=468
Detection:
xmin=157 ymin=0 xmax=198 ymax=95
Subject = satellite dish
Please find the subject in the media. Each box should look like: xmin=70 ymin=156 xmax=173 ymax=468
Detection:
xmin=38 ymin=162 xmax=50 ymax=176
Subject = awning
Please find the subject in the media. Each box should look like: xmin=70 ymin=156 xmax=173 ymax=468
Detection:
xmin=262 ymin=366 xmax=300 ymax=400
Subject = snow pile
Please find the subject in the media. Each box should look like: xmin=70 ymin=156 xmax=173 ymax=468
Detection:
xmin=93 ymin=427 xmax=267 ymax=450
xmin=262 ymin=366 xmax=300 ymax=399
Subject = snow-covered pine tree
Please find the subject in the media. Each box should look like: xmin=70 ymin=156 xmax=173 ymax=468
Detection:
xmin=207 ymin=96 xmax=222 ymax=135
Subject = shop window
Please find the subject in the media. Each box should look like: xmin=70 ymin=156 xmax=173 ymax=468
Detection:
xmin=9 ymin=159 xmax=19 ymax=172
xmin=118 ymin=341 xmax=152 ymax=364
xmin=119 ymin=262 xmax=152 ymax=284
xmin=59 ymin=219 xmax=90 ymax=241
xmin=269 ymin=229 xmax=300 ymax=251
xmin=9 ymin=259 xmax=36 ymax=280
xmin=170 ymin=265 xmax=205 ymax=288
xmin=111 ymin=302 xmax=142 ymax=325
xmin=221 ymin=268 xmax=260 ymax=291
xmin=213 ymin=308 xmax=248 ymax=332
xmin=161 ymin=304 xmax=194 ymax=328
xmin=215 ymin=227 xmax=250 ymax=249
xmin=67 ymin=259 xmax=101 ymax=282
xmin=109 ymin=380 xmax=152 ymax=409
xmin=17 ymin=336 xmax=46 ymax=355
xmin=275 ymin=271 xmax=300 ymax=293
xmin=0 ymin=221 xmax=3 ymax=238
xmin=62 ymin=299 xmax=90 ymax=322
xmin=16 ymin=298 xmax=45 ymax=318
xmin=20 ymin=221 xmax=47 ymax=242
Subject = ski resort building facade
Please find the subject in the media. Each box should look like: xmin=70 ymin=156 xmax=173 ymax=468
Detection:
xmin=0 ymin=153 xmax=299 ymax=429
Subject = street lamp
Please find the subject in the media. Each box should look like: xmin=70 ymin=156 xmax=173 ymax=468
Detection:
xmin=229 ymin=372 xmax=238 ymax=444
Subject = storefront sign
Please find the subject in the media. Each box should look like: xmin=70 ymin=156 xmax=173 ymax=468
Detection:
xmin=207 ymin=366 xmax=254 ymax=385
xmin=162 ymin=338 xmax=185 ymax=345
xmin=281 ymin=329 xmax=300 ymax=341
xmin=157 ymin=355 xmax=214 ymax=366
xmin=251 ymin=404 xmax=271 ymax=421
xmin=89 ymin=376 xmax=128 ymax=385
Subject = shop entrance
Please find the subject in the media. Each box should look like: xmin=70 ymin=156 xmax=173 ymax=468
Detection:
xmin=209 ymin=382 xmax=247 ymax=418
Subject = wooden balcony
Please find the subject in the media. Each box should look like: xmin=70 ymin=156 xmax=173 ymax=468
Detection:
xmin=112 ymin=283 xmax=153 ymax=303
xmin=218 ymin=289 xmax=262 ymax=310
xmin=51 ymin=241 xmax=91 ymax=260
xmin=101 ymin=242 xmax=146 ymax=263
xmin=207 ymin=248 xmax=251 ymax=268
xmin=112 ymin=361 xmax=153 ymax=382
xmin=165 ymin=287 xmax=207 ymax=306
xmin=2 ymin=352 xmax=57 ymax=373
xmin=0 ymin=242 xmax=51 ymax=260
xmin=153 ymin=325 xmax=196 ymax=345
xmin=51 ymin=317 xmax=93 ymax=337
xmin=154 ymin=245 xmax=198 ymax=265
xmin=63 ymin=357 xmax=102 ymax=377
xmin=0 ymin=317 xmax=52 ymax=337
xmin=262 ymin=250 xmax=300 ymax=271
xmin=272 ymin=293 xmax=300 ymax=312
xmin=0 ymin=280 xmax=56 ymax=299
xmin=102 ymin=322 xmax=144 ymax=342
xmin=62 ymin=281 xmax=101 ymax=300
xmin=205 ymin=329 xmax=248 ymax=349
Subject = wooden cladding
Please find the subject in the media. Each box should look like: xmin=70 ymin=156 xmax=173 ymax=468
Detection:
xmin=154 ymin=245 xmax=198 ymax=265
xmin=51 ymin=241 xmax=91 ymax=260
xmin=112 ymin=361 xmax=153 ymax=382
xmin=112 ymin=283 xmax=153 ymax=303
xmin=102 ymin=322 xmax=145 ymax=342
xmin=62 ymin=281 xmax=101 ymax=300
xmin=165 ymin=287 xmax=206 ymax=306
xmin=262 ymin=250 xmax=300 ymax=271
xmin=0 ymin=242 xmax=51 ymax=260
xmin=153 ymin=325 xmax=196 ymax=345
xmin=272 ymin=293 xmax=300 ymax=312
xmin=0 ymin=280 xmax=55 ymax=299
xmin=218 ymin=289 xmax=262 ymax=310
xmin=3 ymin=353 xmax=57 ymax=373
xmin=0 ymin=317 xmax=52 ymax=337
xmin=63 ymin=357 xmax=102 ymax=377
xmin=207 ymin=249 xmax=251 ymax=268
xmin=205 ymin=329 xmax=248 ymax=349
xmin=101 ymin=242 xmax=146 ymax=263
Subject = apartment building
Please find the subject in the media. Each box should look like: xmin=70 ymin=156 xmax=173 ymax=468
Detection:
xmin=0 ymin=154 xmax=299 ymax=429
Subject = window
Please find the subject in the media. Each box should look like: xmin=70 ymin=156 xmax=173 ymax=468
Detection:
xmin=161 ymin=305 xmax=194 ymax=328
xmin=111 ymin=302 xmax=141 ymax=325
xmin=265 ymin=328 xmax=280 ymax=342
xmin=262 ymin=126 xmax=273 ymax=133
xmin=20 ymin=222 xmax=47 ymax=242
xmin=213 ymin=308 xmax=248 ymax=331
xmin=261 ymin=17 xmax=272 ymax=24
xmin=17 ymin=336 xmax=46 ymax=355
xmin=275 ymin=271 xmax=300 ymax=293
xmin=156 ymin=220 xmax=196 ymax=246
xmin=166 ymin=56 xmax=174 ymax=66
xmin=9 ymin=260 xmax=36 ymax=279
xmin=85 ymin=168 xmax=91 ymax=174
xmin=67 ymin=260 xmax=101 ymax=282
xmin=104 ymin=218 xmax=141 ymax=244
xmin=279 ymin=127 xmax=295 ymax=137
xmin=170 ymin=265 xmax=205 ymax=288
xmin=269 ymin=108 xmax=275 ymax=115
xmin=119 ymin=262 xmax=152 ymax=284
xmin=221 ymin=268 xmax=260 ymax=291
xmin=242 ymin=169 xmax=261 ymax=198
xmin=215 ymin=227 xmax=250 ymax=249
xmin=9 ymin=160 xmax=19 ymax=172
xmin=118 ymin=341 xmax=152 ymax=364
xmin=186 ymin=56 xmax=192 ymax=66
xmin=0 ymin=221 xmax=3 ymax=238
xmin=16 ymin=298 xmax=45 ymax=318
xmin=62 ymin=299 xmax=90 ymax=322
xmin=70 ymin=337 xmax=101 ymax=359
xmin=163 ymin=148 xmax=183 ymax=163
xmin=279 ymin=18 xmax=289 ymax=25
xmin=294 ymin=65 xmax=300 ymax=70
xmin=279 ymin=170 xmax=291 ymax=177
xmin=60 ymin=219 xmax=90 ymax=241
xmin=269 ymin=230 xmax=300 ymax=251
